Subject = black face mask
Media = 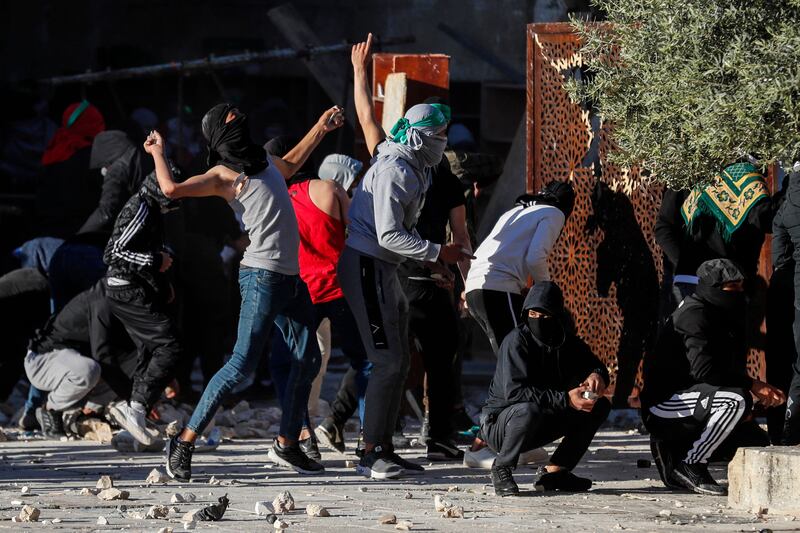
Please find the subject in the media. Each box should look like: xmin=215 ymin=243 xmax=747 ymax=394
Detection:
xmin=202 ymin=104 xmax=267 ymax=175
xmin=527 ymin=316 xmax=565 ymax=348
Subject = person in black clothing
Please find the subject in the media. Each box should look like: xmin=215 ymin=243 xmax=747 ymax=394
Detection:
xmin=642 ymin=259 xmax=785 ymax=496
xmin=481 ymin=281 xmax=611 ymax=497
xmin=769 ymin=166 xmax=800 ymax=445
xmin=24 ymin=280 xmax=136 ymax=437
xmin=102 ymin=166 xmax=183 ymax=447
xmin=49 ymin=130 xmax=152 ymax=311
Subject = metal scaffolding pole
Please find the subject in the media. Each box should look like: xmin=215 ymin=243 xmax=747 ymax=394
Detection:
xmin=41 ymin=36 xmax=414 ymax=86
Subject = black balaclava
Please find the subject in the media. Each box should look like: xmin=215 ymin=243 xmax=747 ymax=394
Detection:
xmin=522 ymin=281 xmax=566 ymax=349
xmin=693 ymin=258 xmax=746 ymax=313
xmin=527 ymin=314 xmax=565 ymax=348
xmin=201 ymin=103 xmax=267 ymax=175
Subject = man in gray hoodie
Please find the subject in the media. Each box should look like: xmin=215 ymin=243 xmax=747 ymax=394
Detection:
xmin=339 ymin=100 xmax=471 ymax=479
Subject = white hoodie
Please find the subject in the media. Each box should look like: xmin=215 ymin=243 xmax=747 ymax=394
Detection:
xmin=465 ymin=203 xmax=565 ymax=294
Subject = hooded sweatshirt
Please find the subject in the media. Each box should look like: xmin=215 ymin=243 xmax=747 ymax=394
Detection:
xmin=482 ymin=281 xmax=609 ymax=419
xmin=641 ymin=258 xmax=753 ymax=407
xmin=772 ymin=169 xmax=800 ymax=309
xmin=347 ymin=104 xmax=448 ymax=264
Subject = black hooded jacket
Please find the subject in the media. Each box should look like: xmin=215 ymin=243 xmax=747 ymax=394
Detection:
xmin=79 ymin=131 xmax=153 ymax=239
xmin=482 ymin=282 xmax=609 ymax=419
xmin=772 ymin=169 xmax=800 ymax=308
xmin=103 ymin=169 xmax=179 ymax=293
xmin=641 ymin=273 xmax=753 ymax=408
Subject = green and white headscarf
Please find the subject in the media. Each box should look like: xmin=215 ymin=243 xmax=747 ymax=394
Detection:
xmin=379 ymin=103 xmax=450 ymax=170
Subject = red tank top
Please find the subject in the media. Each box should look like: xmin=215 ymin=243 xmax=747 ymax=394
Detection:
xmin=288 ymin=180 xmax=346 ymax=304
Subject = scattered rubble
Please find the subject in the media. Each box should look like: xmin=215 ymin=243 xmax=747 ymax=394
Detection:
xmin=395 ymin=520 xmax=413 ymax=530
xmin=17 ymin=505 xmax=40 ymax=522
xmin=77 ymin=418 xmax=113 ymax=443
xmin=434 ymin=494 xmax=452 ymax=512
xmin=146 ymin=467 xmax=169 ymax=484
xmin=97 ymin=488 xmax=129 ymax=501
xmin=80 ymin=487 xmax=99 ymax=496
xmin=96 ymin=475 xmax=114 ymax=489
xmin=255 ymin=500 xmax=275 ymax=516
xmin=379 ymin=513 xmax=397 ymax=524
xmin=442 ymin=505 xmax=464 ymax=518
xmin=97 ymin=516 xmax=109 ymax=525
xmin=171 ymin=493 xmax=186 ymax=503
xmin=273 ymin=491 xmax=295 ymax=513
xmin=273 ymin=519 xmax=289 ymax=530
xmin=147 ymin=505 xmax=170 ymax=519
xmin=208 ymin=475 xmax=220 ymax=485
xmin=306 ymin=504 xmax=330 ymax=517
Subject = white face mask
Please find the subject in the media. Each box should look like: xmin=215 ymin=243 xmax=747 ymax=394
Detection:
xmin=100 ymin=167 xmax=108 ymax=177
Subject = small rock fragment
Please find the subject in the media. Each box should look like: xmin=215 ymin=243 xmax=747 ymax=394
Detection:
xmin=274 ymin=519 xmax=289 ymax=530
xmin=306 ymin=504 xmax=330 ymax=517
xmin=344 ymin=459 xmax=357 ymax=468
xmin=20 ymin=486 xmax=30 ymax=494
xmin=78 ymin=418 xmax=113 ymax=443
xmin=674 ymin=500 xmax=684 ymax=508
xmin=126 ymin=510 xmax=146 ymax=520
xmin=434 ymin=495 xmax=452 ymax=512
xmin=10 ymin=499 xmax=22 ymax=505
xmin=96 ymin=475 xmax=114 ymax=489
xmin=404 ymin=491 xmax=412 ymax=499
xmin=658 ymin=510 xmax=672 ymax=518
xmin=447 ymin=485 xmax=459 ymax=492
xmin=97 ymin=516 xmax=109 ymax=525
xmin=146 ymin=468 xmax=169 ymax=484
xmin=379 ymin=514 xmax=397 ymax=524
xmin=183 ymin=492 xmax=197 ymax=502
xmin=208 ymin=476 xmax=220 ymax=485
xmin=52 ymin=518 xmax=62 ymax=524
xmin=18 ymin=505 xmax=40 ymax=522
xmin=442 ymin=506 xmax=464 ymax=519
xmin=395 ymin=520 xmax=413 ymax=531
xmin=157 ymin=528 xmax=174 ymax=533
xmin=171 ymin=493 xmax=186 ymax=504
xmin=183 ymin=521 xmax=196 ymax=531
xmin=147 ymin=505 xmax=170 ymax=519
xmin=97 ymin=488 xmax=129 ymax=501
xmin=358 ymin=486 xmax=367 ymax=493
xmin=182 ymin=510 xmax=201 ymax=523
xmin=273 ymin=491 xmax=295 ymax=513
xmin=255 ymin=501 xmax=275 ymax=516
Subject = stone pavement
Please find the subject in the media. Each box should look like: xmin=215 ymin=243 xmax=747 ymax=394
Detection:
xmin=0 ymin=429 xmax=795 ymax=532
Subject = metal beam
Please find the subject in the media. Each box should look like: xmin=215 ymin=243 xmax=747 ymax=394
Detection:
xmin=41 ymin=36 xmax=413 ymax=86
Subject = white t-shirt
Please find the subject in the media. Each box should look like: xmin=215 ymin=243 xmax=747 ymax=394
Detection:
xmin=465 ymin=203 xmax=565 ymax=294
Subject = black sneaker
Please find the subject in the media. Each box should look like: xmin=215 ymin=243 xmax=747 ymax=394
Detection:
xmin=650 ymin=438 xmax=683 ymax=490
xmin=356 ymin=445 xmax=403 ymax=479
xmin=535 ymin=469 xmax=592 ymax=492
xmin=299 ymin=435 xmax=322 ymax=461
xmin=166 ymin=436 xmax=194 ymax=482
xmin=388 ymin=450 xmax=425 ymax=475
xmin=673 ymin=461 xmax=726 ymax=496
xmin=268 ymin=438 xmax=325 ymax=475
xmin=426 ymin=438 xmax=465 ymax=461
xmin=491 ymin=465 xmax=519 ymax=497
xmin=18 ymin=407 xmax=40 ymax=431
xmin=35 ymin=407 xmax=65 ymax=438
xmin=314 ymin=419 xmax=345 ymax=453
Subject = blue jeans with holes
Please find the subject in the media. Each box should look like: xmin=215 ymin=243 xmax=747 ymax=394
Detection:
xmin=186 ymin=267 xmax=321 ymax=440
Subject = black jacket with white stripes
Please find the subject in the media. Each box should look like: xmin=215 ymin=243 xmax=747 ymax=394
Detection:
xmin=642 ymin=291 xmax=754 ymax=408
xmin=103 ymin=168 xmax=179 ymax=293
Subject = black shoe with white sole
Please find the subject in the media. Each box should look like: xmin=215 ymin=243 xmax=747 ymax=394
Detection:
xmin=356 ymin=445 xmax=403 ymax=479
xmin=491 ymin=464 xmax=520 ymax=496
xmin=36 ymin=408 xmax=65 ymax=438
xmin=165 ymin=435 xmax=194 ymax=482
xmin=650 ymin=438 xmax=683 ymax=490
xmin=299 ymin=435 xmax=322 ymax=461
xmin=268 ymin=438 xmax=325 ymax=475
xmin=426 ymin=438 xmax=465 ymax=461
xmin=673 ymin=461 xmax=726 ymax=496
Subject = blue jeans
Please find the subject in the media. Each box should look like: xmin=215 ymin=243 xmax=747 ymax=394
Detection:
xmin=270 ymin=297 xmax=371 ymax=429
xmin=187 ymin=267 xmax=321 ymax=440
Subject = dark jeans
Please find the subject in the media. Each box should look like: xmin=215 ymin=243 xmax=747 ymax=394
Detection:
xmin=403 ymin=278 xmax=459 ymax=439
xmin=105 ymin=278 xmax=182 ymax=409
xmin=466 ymin=289 xmax=524 ymax=355
xmin=765 ymin=267 xmax=797 ymax=443
xmin=187 ymin=267 xmax=321 ymax=440
xmin=786 ymin=307 xmax=800 ymax=444
xmin=270 ymin=296 xmax=371 ymax=428
xmin=482 ymin=398 xmax=611 ymax=469
xmin=49 ymin=243 xmax=106 ymax=312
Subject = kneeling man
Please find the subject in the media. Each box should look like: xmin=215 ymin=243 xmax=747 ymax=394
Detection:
xmin=481 ymin=281 xmax=611 ymax=496
xmin=642 ymin=259 xmax=785 ymax=495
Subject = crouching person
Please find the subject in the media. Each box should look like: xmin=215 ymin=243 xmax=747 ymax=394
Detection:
xmin=481 ymin=281 xmax=611 ymax=496
xmin=642 ymin=259 xmax=785 ymax=496
xmin=24 ymin=280 xmax=135 ymax=437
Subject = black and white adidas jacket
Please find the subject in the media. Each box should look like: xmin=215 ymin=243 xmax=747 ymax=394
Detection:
xmin=103 ymin=167 xmax=180 ymax=293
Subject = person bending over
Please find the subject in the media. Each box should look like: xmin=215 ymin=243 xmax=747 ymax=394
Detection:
xmin=481 ymin=281 xmax=610 ymax=497
xmin=642 ymin=258 xmax=785 ymax=495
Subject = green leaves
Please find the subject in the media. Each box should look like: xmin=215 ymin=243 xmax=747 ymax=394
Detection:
xmin=570 ymin=0 xmax=800 ymax=189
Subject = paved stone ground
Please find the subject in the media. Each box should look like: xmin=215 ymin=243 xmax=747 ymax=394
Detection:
xmin=0 ymin=428 xmax=796 ymax=532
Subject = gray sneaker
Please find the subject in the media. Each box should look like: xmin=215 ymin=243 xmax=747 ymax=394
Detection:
xmin=107 ymin=401 xmax=156 ymax=445
xmin=356 ymin=446 xmax=403 ymax=480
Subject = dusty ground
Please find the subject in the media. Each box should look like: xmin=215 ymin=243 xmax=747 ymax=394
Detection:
xmin=0 ymin=428 xmax=795 ymax=532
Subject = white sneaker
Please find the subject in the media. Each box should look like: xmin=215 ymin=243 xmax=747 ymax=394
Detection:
xmin=463 ymin=446 xmax=549 ymax=469
xmin=108 ymin=401 xmax=156 ymax=445
xmin=463 ymin=446 xmax=496 ymax=469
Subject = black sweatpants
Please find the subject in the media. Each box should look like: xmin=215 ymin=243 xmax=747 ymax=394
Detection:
xmin=105 ymin=278 xmax=182 ymax=409
xmin=466 ymin=289 xmax=524 ymax=355
xmin=786 ymin=308 xmax=800 ymax=444
xmin=482 ymin=398 xmax=611 ymax=469
xmin=643 ymin=384 xmax=752 ymax=464
xmin=403 ymin=278 xmax=459 ymax=439
xmin=765 ymin=267 xmax=797 ymax=443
